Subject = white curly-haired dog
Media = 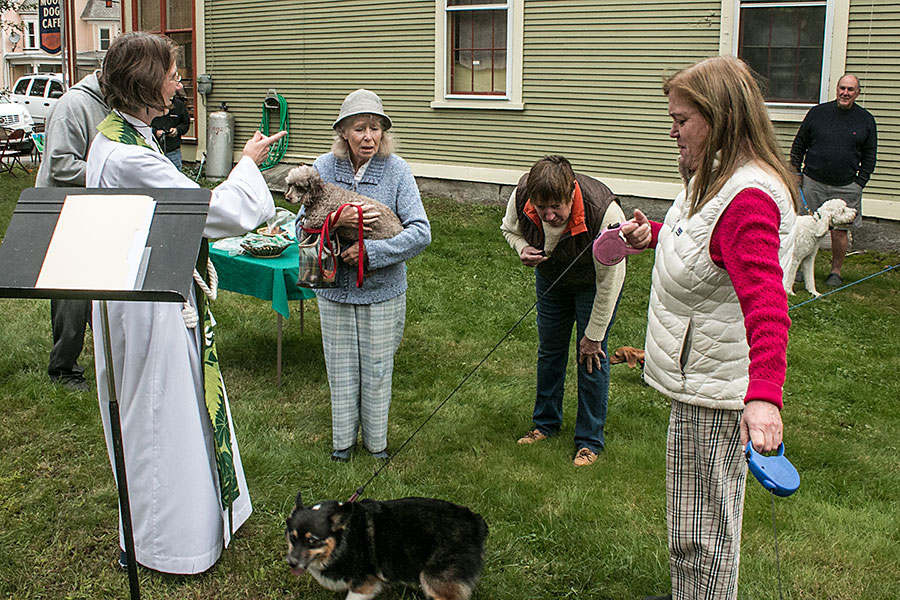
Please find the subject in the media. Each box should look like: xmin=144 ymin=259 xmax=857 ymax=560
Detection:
xmin=284 ymin=164 xmax=403 ymax=242
xmin=785 ymin=198 xmax=857 ymax=297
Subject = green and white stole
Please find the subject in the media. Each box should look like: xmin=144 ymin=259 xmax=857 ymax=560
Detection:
xmin=98 ymin=111 xmax=240 ymax=517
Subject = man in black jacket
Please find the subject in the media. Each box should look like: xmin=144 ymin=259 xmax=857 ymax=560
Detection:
xmin=790 ymin=74 xmax=877 ymax=287
xmin=151 ymin=83 xmax=191 ymax=170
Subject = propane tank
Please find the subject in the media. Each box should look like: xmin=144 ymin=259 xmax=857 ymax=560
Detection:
xmin=206 ymin=102 xmax=234 ymax=179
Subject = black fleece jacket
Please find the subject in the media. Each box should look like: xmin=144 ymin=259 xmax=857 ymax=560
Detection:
xmin=790 ymin=100 xmax=877 ymax=188
xmin=150 ymin=96 xmax=191 ymax=153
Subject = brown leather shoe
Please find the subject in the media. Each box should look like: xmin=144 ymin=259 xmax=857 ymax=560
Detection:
xmin=573 ymin=447 xmax=598 ymax=466
xmin=517 ymin=429 xmax=548 ymax=444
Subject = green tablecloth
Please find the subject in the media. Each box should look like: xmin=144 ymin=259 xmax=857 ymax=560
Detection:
xmin=209 ymin=242 xmax=314 ymax=319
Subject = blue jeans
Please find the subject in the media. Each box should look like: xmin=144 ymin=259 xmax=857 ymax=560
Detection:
xmin=165 ymin=149 xmax=183 ymax=171
xmin=532 ymin=270 xmax=619 ymax=453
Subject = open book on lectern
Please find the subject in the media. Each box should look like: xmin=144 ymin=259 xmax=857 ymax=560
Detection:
xmin=0 ymin=187 xmax=211 ymax=303
xmin=36 ymin=194 xmax=156 ymax=292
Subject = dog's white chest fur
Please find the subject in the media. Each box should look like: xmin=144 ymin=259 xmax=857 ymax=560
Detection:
xmin=309 ymin=567 xmax=349 ymax=591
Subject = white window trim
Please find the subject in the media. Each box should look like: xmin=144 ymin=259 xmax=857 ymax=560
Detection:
xmin=24 ymin=20 xmax=38 ymax=50
xmin=99 ymin=26 xmax=112 ymax=51
xmin=721 ymin=0 xmax=850 ymax=121
xmin=432 ymin=0 xmax=524 ymax=110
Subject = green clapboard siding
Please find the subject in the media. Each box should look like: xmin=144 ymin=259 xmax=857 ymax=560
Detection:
xmin=845 ymin=0 xmax=900 ymax=204
xmin=202 ymin=0 xmax=896 ymax=211
xmin=204 ymin=0 xmax=435 ymax=163
xmin=203 ymin=0 xmax=720 ymax=190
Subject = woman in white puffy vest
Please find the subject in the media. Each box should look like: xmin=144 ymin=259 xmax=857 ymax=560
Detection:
xmin=621 ymin=56 xmax=799 ymax=600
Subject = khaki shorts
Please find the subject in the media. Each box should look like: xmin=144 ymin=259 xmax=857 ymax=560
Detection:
xmin=801 ymin=175 xmax=863 ymax=230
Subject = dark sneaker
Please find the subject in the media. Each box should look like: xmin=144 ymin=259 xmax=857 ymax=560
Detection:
xmin=370 ymin=450 xmax=390 ymax=460
xmin=825 ymin=273 xmax=843 ymax=288
xmin=117 ymin=550 xmax=127 ymax=570
xmin=794 ymin=270 xmax=804 ymax=283
xmin=330 ymin=447 xmax=353 ymax=462
xmin=55 ymin=376 xmax=90 ymax=391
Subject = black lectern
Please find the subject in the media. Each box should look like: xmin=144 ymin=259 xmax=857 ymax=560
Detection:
xmin=0 ymin=187 xmax=212 ymax=599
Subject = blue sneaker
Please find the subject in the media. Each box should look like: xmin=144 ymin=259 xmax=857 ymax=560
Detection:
xmin=117 ymin=550 xmax=127 ymax=570
xmin=370 ymin=450 xmax=390 ymax=460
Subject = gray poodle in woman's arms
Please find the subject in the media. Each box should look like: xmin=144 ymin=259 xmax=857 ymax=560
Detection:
xmin=284 ymin=164 xmax=403 ymax=241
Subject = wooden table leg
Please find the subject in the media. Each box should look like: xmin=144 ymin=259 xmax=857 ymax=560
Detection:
xmin=277 ymin=313 xmax=283 ymax=387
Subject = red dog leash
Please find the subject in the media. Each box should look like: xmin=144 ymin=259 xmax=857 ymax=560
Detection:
xmin=327 ymin=203 xmax=365 ymax=288
xmin=302 ymin=203 xmax=366 ymax=288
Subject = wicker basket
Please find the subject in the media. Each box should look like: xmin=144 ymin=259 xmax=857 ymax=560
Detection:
xmin=240 ymin=233 xmax=291 ymax=258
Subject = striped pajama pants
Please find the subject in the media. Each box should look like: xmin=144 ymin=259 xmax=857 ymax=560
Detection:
xmin=317 ymin=294 xmax=406 ymax=453
xmin=667 ymin=400 xmax=747 ymax=600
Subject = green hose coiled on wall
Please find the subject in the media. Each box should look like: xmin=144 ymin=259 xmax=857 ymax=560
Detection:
xmin=259 ymin=93 xmax=289 ymax=171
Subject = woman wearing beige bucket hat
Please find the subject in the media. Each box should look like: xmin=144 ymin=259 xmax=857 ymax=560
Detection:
xmin=309 ymin=89 xmax=431 ymax=462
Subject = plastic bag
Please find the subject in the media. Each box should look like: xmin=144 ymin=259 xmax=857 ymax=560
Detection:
xmin=212 ymin=236 xmax=246 ymax=257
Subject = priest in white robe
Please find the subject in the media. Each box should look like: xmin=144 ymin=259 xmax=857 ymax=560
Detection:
xmin=85 ymin=31 xmax=287 ymax=574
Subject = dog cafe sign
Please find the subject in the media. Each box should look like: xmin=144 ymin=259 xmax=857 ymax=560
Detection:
xmin=38 ymin=0 xmax=63 ymax=55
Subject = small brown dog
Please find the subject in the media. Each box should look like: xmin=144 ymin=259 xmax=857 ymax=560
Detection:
xmin=610 ymin=346 xmax=645 ymax=369
xmin=284 ymin=164 xmax=403 ymax=242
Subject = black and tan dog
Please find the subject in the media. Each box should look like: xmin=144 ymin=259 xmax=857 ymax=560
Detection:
xmin=286 ymin=491 xmax=488 ymax=600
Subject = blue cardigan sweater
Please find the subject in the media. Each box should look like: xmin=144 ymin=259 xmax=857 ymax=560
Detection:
xmin=311 ymin=152 xmax=431 ymax=304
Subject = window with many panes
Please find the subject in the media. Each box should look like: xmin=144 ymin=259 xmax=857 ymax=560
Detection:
xmin=99 ymin=27 xmax=112 ymax=51
xmin=448 ymin=0 xmax=508 ymax=96
xmin=435 ymin=0 xmax=522 ymax=109
xmin=737 ymin=0 xmax=829 ymax=104
xmin=132 ymin=0 xmax=195 ymax=135
xmin=24 ymin=20 xmax=37 ymax=49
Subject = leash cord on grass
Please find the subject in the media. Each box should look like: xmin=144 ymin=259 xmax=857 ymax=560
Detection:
xmin=788 ymin=263 xmax=899 ymax=312
xmin=349 ymin=251 xmax=899 ymax=501
xmin=349 ymin=238 xmax=597 ymax=501
xmin=771 ymin=491 xmax=785 ymax=600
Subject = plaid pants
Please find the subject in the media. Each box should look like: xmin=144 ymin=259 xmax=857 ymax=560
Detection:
xmin=318 ymin=294 xmax=406 ymax=453
xmin=667 ymin=400 xmax=747 ymax=600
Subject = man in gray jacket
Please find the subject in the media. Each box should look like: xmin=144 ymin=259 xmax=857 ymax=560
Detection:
xmin=37 ymin=71 xmax=109 ymax=390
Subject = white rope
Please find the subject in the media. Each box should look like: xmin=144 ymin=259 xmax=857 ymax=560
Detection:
xmin=182 ymin=258 xmax=219 ymax=327
xmin=182 ymin=303 xmax=199 ymax=328
xmin=194 ymin=257 xmax=218 ymax=302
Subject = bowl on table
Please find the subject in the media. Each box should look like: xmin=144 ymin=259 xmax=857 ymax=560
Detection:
xmin=240 ymin=233 xmax=292 ymax=258
xmin=256 ymin=225 xmax=287 ymax=237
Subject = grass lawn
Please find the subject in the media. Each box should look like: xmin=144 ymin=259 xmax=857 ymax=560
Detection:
xmin=1 ymin=170 xmax=899 ymax=599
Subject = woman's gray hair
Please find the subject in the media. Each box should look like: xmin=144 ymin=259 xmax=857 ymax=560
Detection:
xmin=331 ymin=113 xmax=395 ymax=159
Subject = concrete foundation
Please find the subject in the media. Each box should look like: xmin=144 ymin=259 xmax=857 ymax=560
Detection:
xmin=417 ymin=178 xmax=898 ymax=254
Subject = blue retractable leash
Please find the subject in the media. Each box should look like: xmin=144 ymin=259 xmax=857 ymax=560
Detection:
xmin=746 ymin=442 xmax=800 ymax=599
xmin=798 ymin=187 xmax=810 ymax=214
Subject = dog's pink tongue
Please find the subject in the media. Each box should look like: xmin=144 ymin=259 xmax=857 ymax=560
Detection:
xmin=290 ymin=566 xmax=306 ymax=576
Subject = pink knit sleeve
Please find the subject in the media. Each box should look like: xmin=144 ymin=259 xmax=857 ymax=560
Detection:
xmin=709 ymin=188 xmax=791 ymax=410
xmin=648 ymin=220 xmax=663 ymax=248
